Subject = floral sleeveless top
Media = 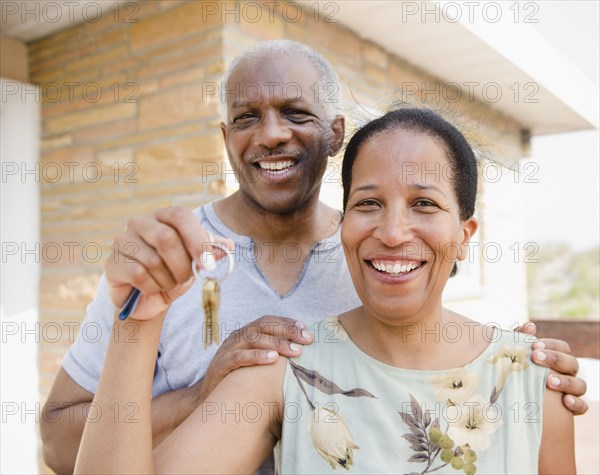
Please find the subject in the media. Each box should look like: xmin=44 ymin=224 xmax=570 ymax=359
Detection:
xmin=275 ymin=317 xmax=548 ymax=475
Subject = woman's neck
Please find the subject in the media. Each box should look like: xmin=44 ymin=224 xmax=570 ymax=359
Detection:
xmin=339 ymin=307 xmax=491 ymax=371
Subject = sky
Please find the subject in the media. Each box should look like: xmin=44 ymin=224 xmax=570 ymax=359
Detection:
xmin=519 ymin=1 xmax=598 ymax=251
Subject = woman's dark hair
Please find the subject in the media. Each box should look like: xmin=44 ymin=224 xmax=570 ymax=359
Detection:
xmin=342 ymin=107 xmax=477 ymax=219
xmin=341 ymin=108 xmax=478 ymax=276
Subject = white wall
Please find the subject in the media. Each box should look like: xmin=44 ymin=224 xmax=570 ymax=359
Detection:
xmin=1 ymin=78 xmax=41 ymax=473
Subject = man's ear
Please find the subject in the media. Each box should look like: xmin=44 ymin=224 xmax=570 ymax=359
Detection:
xmin=328 ymin=115 xmax=345 ymax=157
xmin=458 ymin=217 xmax=478 ymax=261
xmin=220 ymin=122 xmax=227 ymax=142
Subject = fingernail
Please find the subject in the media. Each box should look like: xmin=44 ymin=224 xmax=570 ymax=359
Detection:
xmin=533 ymin=341 xmax=546 ymax=349
xmin=550 ymin=376 xmax=561 ymax=387
xmin=301 ymin=330 xmax=312 ymax=340
xmin=535 ymin=350 xmax=547 ymax=361
xmin=289 ymin=343 xmax=302 ymax=353
xmin=266 ymin=351 xmax=278 ymax=360
xmin=565 ymin=395 xmax=576 ymax=406
xmin=202 ymin=252 xmax=216 ymax=271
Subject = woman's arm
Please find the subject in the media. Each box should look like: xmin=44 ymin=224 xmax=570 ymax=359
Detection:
xmin=154 ymin=358 xmax=286 ymax=473
xmin=538 ymin=371 xmax=576 ymax=475
xmin=74 ymin=314 xmax=164 ymax=473
xmin=74 ymin=311 xmax=285 ymax=474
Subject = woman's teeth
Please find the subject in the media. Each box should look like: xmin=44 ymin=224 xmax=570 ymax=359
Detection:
xmin=370 ymin=260 xmax=421 ymax=276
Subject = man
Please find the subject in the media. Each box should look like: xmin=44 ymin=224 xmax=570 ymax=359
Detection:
xmin=41 ymin=40 xmax=587 ymax=474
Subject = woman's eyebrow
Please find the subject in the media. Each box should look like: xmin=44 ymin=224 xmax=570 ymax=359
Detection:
xmin=348 ymin=184 xmax=378 ymax=198
xmin=409 ymin=183 xmax=444 ymax=193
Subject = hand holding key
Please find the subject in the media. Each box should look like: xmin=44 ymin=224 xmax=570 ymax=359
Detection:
xmin=105 ymin=206 xmax=233 ymax=321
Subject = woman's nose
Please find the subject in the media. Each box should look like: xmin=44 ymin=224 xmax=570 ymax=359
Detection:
xmin=373 ymin=208 xmax=414 ymax=247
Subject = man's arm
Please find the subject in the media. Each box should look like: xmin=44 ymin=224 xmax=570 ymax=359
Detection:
xmin=518 ymin=322 xmax=588 ymax=415
xmin=42 ymin=312 xmax=312 ymax=473
xmin=41 ymin=367 xmax=201 ymax=474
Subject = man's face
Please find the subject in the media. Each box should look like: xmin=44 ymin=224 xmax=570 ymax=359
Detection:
xmin=220 ymin=54 xmax=344 ymax=215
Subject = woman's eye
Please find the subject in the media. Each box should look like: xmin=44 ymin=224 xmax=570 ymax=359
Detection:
xmin=354 ymin=199 xmax=379 ymax=209
xmin=413 ymin=199 xmax=438 ymax=209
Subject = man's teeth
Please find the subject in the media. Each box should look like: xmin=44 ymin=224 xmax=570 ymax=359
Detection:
xmin=371 ymin=260 xmax=420 ymax=275
xmin=258 ymin=160 xmax=294 ymax=171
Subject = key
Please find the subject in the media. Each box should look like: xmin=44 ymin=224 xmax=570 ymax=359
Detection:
xmin=202 ymin=277 xmax=221 ymax=349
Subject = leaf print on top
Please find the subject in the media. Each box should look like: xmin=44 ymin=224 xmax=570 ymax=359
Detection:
xmin=399 ymin=394 xmax=481 ymax=475
xmin=289 ymin=360 xmax=376 ymax=470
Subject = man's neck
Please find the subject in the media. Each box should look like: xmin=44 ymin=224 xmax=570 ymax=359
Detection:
xmin=213 ymin=191 xmax=341 ymax=245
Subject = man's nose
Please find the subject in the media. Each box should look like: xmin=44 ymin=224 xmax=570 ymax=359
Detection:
xmin=254 ymin=112 xmax=293 ymax=149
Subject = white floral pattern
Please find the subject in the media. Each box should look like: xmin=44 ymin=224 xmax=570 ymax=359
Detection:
xmin=446 ymin=394 xmax=503 ymax=450
xmin=309 ymin=406 xmax=359 ymax=470
xmin=431 ymin=369 xmax=481 ymax=405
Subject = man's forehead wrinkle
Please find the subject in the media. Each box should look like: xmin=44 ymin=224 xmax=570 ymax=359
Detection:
xmin=230 ymin=96 xmax=309 ymax=110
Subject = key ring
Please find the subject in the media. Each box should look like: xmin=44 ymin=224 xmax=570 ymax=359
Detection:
xmin=192 ymin=242 xmax=235 ymax=283
xmin=119 ymin=242 xmax=234 ymax=321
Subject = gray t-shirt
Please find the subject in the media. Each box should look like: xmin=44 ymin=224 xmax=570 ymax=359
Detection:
xmin=63 ymin=203 xmax=361 ymax=397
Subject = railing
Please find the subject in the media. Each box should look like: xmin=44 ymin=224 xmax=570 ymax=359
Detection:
xmin=531 ymin=319 xmax=600 ymax=359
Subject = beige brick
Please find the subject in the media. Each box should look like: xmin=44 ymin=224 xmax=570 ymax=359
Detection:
xmin=41 ymin=75 xmax=129 ymax=116
xmin=137 ymin=80 xmax=160 ymax=97
xmin=134 ymin=180 xmax=206 ymax=197
xmin=159 ymin=66 xmax=205 ymax=89
xmin=363 ymin=64 xmax=390 ymax=89
xmin=30 ymin=66 xmax=65 ymax=85
xmin=160 ymin=0 xmax=186 ymax=10
xmin=42 ymin=176 xmax=115 ymax=196
xmin=98 ymin=28 xmax=128 ymax=49
xmin=45 ymin=102 xmax=136 ymax=134
xmin=138 ymin=84 xmax=217 ymax=130
xmin=30 ymin=44 xmax=96 ymax=76
xmin=41 ymin=134 xmax=73 ymax=151
xmin=84 ymin=198 xmax=174 ymax=219
xmin=308 ymin=22 xmax=361 ymax=68
xmin=65 ymin=46 xmax=128 ymax=74
xmin=42 ymin=219 xmax=125 ymax=238
xmin=136 ymin=134 xmax=224 ymax=184
xmin=96 ymin=123 xmax=206 ymax=150
xmin=134 ymin=41 xmax=221 ymax=80
xmin=30 ymin=25 xmax=82 ymax=56
xmin=40 ymin=272 xmax=101 ymax=310
xmin=72 ymin=118 xmax=137 ymax=144
xmin=237 ymin=7 xmax=285 ymax=40
xmin=74 ymin=1 xmax=144 ymax=37
xmin=41 ymin=146 xmax=94 ymax=171
xmin=97 ymin=147 xmax=134 ymax=168
xmin=362 ymin=42 xmax=388 ymax=69
xmin=130 ymin=2 xmax=220 ymax=52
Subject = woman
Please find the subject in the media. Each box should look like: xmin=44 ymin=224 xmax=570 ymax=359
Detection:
xmin=75 ymin=109 xmax=575 ymax=474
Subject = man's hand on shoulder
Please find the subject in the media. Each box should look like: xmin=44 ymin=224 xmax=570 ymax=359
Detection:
xmin=516 ymin=322 xmax=588 ymax=415
xmin=196 ymin=315 xmax=314 ymax=402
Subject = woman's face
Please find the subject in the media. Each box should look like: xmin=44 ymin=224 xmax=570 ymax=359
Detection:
xmin=341 ymin=128 xmax=478 ymax=324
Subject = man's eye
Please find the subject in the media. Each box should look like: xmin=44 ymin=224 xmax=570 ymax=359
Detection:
xmin=232 ymin=113 xmax=257 ymax=123
xmin=285 ymin=109 xmax=311 ymax=120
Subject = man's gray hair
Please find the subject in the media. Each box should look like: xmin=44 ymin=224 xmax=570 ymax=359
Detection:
xmin=218 ymin=40 xmax=341 ymax=122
